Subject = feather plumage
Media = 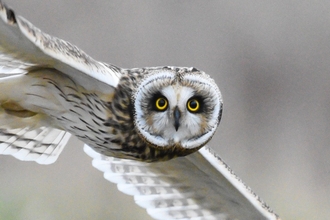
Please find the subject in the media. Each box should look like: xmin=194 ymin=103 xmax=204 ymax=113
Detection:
xmin=84 ymin=145 xmax=279 ymax=220
xmin=0 ymin=1 xmax=280 ymax=219
xmin=0 ymin=126 xmax=71 ymax=164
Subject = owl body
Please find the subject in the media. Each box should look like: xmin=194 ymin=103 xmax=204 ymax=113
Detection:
xmin=0 ymin=2 xmax=222 ymax=162
xmin=1 ymin=64 xmax=222 ymax=162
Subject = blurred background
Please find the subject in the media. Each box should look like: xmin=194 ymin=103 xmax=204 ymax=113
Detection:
xmin=1 ymin=1 xmax=329 ymax=219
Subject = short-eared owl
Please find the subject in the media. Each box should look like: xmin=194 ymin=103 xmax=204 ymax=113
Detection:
xmin=0 ymin=1 xmax=279 ymax=219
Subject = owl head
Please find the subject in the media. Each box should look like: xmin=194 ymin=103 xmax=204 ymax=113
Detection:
xmin=132 ymin=66 xmax=222 ymax=153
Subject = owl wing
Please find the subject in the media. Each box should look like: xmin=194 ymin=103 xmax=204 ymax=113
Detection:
xmin=84 ymin=145 xmax=280 ymax=220
xmin=0 ymin=1 xmax=121 ymax=92
xmin=0 ymin=1 xmax=121 ymax=164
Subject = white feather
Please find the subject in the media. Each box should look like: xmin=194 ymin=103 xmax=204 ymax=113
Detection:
xmin=84 ymin=144 xmax=279 ymax=220
xmin=0 ymin=126 xmax=71 ymax=164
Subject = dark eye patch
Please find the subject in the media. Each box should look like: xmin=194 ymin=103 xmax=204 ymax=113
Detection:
xmin=187 ymin=96 xmax=204 ymax=113
xmin=150 ymin=92 xmax=168 ymax=112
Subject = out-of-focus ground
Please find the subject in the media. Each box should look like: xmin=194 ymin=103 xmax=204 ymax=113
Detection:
xmin=1 ymin=1 xmax=330 ymax=219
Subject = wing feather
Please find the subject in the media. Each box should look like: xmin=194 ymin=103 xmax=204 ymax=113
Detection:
xmin=84 ymin=145 xmax=280 ymax=220
xmin=0 ymin=1 xmax=121 ymax=91
xmin=0 ymin=126 xmax=71 ymax=164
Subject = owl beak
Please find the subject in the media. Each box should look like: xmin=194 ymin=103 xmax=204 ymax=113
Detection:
xmin=173 ymin=107 xmax=181 ymax=131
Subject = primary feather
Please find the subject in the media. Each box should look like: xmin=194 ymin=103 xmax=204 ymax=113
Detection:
xmin=84 ymin=145 xmax=279 ymax=220
xmin=0 ymin=1 xmax=121 ymax=92
xmin=0 ymin=126 xmax=71 ymax=164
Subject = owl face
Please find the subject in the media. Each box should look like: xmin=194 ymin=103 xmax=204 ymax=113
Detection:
xmin=133 ymin=67 xmax=222 ymax=151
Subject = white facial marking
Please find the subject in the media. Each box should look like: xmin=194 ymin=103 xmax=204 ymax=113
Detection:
xmin=156 ymin=85 xmax=202 ymax=145
xmin=134 ymin=69 xmax=222 ymax=150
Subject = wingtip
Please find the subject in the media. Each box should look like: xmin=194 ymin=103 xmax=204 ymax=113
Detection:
xmin=0 ymin=1 xmax=17 ymax=25
xmin=198 ymin=147 xmax=280 ymax=220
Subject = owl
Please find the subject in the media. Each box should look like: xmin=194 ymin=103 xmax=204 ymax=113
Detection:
xmin=0 ymin=2 xmax=280 ymax=220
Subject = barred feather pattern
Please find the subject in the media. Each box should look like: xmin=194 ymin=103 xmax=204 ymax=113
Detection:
xmin=0 ymin=126 xmax=71 ymax=164
xmin=39 ymin=67 xmax=203 ymax=161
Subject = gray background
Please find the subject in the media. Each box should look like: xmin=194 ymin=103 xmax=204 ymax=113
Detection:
xmin=1 ymin=1 xmax=329 ymax=219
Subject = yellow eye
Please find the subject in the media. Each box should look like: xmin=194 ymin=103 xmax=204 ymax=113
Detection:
xmin=187 ymin=99 xmax=200 ymax=112
xmin=155 ymin=97 xmax=168 ymax=111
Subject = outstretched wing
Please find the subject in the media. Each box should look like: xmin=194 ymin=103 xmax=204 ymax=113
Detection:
xmin=84 ymin=145 xmax=280 ymax=220
xmin=0 ymin=1 xmax=121 ymax=92
xmin=0 ymin=1 xmax=121 ymax=164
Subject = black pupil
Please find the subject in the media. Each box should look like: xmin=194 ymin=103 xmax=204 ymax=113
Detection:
xmin=190 ymin=100 xmax=197 ymax=108
xmin=158 ymin=98 xmax=166 ymax=107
